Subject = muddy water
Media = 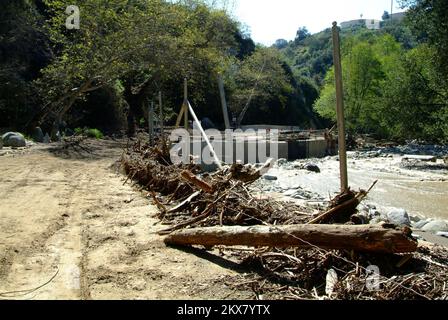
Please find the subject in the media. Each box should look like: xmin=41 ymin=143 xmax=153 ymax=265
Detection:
xmin=271 ymin=156 xmax=448 ymax=220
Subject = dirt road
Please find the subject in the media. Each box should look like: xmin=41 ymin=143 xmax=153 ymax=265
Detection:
xmin=0 ymin=139 xmax=248 ymax=300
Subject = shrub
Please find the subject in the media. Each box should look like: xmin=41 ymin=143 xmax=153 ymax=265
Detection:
xmin=74 ymin=127 xmax=104 ymax=139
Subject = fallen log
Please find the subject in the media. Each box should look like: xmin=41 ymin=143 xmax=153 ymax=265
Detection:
xmin=164 ymin=224 xmax=418 ymax=254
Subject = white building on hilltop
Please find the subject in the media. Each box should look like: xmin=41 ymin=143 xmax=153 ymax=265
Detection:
xmin=340 ymin=19 xmax=381 ymax=30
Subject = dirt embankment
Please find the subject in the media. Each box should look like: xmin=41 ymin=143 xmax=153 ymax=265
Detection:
xmin=0 ymin=139 xmax=249 ymax=300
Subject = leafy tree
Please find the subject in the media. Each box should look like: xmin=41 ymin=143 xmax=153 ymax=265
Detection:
xmin=227 ymin=47 xmax=293 ymax=125
xmin=0 ymin=0 xmax=52 ymax=129
xmin=314 ymin=35 xmax=400 ymax=135
xmin=295 ymin=27 xmax=310 ymax=45
xmin=274 ymin=39 xmax=288 ymax=49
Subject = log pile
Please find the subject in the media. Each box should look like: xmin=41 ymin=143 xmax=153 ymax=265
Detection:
xmin=120 ymin=139 xmax=448 ymax=300
xmin=120 ymin=140 xmax=313 ymax=234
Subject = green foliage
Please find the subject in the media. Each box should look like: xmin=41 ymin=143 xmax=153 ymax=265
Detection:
xmin=74 ymin=127 xmax=104 ymax=139
xmin=314 ymin=32 xmax=448 ymax=142
xmin=0 ymin=0 xmax=52 ymax=129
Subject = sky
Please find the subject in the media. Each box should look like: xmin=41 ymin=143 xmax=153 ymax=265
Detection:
xmin=232 ymin=0 xmax=406 ymax=45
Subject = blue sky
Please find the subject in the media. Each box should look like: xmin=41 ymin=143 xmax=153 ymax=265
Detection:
xmin=232 ymin=0 xmax=406 ymax=45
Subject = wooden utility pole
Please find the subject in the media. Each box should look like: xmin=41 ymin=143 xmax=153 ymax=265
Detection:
xmin=175 ymin=78 xmax=190 ymax=129
xmin=158 ymin=91 xmax=164 ymax=137
xmin=183 ymin=78 xmax=189 ymax=130
xmin=149 ymin=100 xmax=154 ymax=145
xmin=218 ymin=74 xmax=231 ymax=129
xmin=332 ymin=22 xmax=349 ymax=192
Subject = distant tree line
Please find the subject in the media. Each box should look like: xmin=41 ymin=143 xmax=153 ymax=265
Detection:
xmin=313 ymin=0 xmax=448 ymax=142
xmin=0 ymin=0 xmax=320 ymax=137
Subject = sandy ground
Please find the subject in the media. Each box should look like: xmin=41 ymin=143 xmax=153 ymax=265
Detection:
xmin=0 ymin=139 xmax=250 ymax=300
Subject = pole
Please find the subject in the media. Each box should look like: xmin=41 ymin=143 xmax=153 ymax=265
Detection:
xmin=187 ymin=101 xmax=223 ymax=170
xmin=183 ymin=78 xmax=189 ymax=130
xmin=159 ymin=91 xmax=164 ymax=137
xmin=149 ymin=100 xmax=154 ymax=145
xmin=218 ymin=74 xmax=231 ymax=129
xmin=331 ymin=22 xmax=349 ymax=192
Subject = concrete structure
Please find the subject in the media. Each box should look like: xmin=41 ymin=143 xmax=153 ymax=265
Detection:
xmin=340 ymin=11 xmax=406 ymax=30
xmin=340 ymin=19 xmax=380 ymax=30
xmin=365 ymin=19 xmax=381 ymax=30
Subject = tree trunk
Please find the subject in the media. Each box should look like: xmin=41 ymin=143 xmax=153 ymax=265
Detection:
xmin=164 ymin=224 xmax=418 ymax=254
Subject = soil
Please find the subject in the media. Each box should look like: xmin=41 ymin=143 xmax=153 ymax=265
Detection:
xmin=0 ymin=139 xmax=251 ymax=300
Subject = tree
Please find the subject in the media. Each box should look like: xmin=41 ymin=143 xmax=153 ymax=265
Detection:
xmin=227 ymin=47 xmax=293 ymax=125
xmin=382 ymin=11 xmax=390 ymax=20
xmin=0 ymin=0 xmax=52 ymax=129
xmin=295 ymin=27 xmax=310 ymax=45
xmin=34 ymin=0 xmax=241 ymax=135
xmin=274 ymin=39 xmax=288 ymax=49
xmin=314 ymin=35 xmax=400 ymax=135
xmin=400 ymin=0 xmax=448 ymax=77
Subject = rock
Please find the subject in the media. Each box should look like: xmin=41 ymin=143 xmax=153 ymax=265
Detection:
xmin=283 ymin=189 xmax=297 ymax=197
xmin=386 ymin=208 xmax=411 ymax=227
xmin=422 ymin=220 xmax=448 ymax=233
xmin=263 ymin=174 xmax=278 ymax=181
xmin=413 ymin=220 xmax=430 ymax=230
xmin=351 ymin=214 xmax=369 ymax=225
xmin=276 ymin=158 xmax=288 ymax=166
xmin=369 ymin=217 xmax=386 ymax=225
xmin=32 ymin=127 xmax=44 ymax=143
xmin=65 ymin=128 xmax=75 ymax=137
xmin=412 ymin=233 xmax=424 ymax=240
xmin=369 ymin=209 xmax=382 ymax=219
xmin=436 ymin=232 xmax=448 ymax=238
xmin=0 ymin=138 xmax=3 ymax=149
xmin=304 ymin=163 xmax=321 ymax=173
xmin=43 ymin=133 xmax=50 ymax=144
xmin=409 ymin=215 xmax=422 ymax=223
xmin=402 ymin=155 xmax=437 ymax=162
xmin=1 ymin=132 xmax=26 ymax=148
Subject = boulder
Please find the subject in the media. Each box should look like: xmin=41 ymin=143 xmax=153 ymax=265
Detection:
xmin=413 ymin=219 xmax=430 ymax=230
xmin=1 ymin=132 xmax=26 ymax=148
xmin=0 ymin=138 xmax=3 ymax=149
xmin=304 ymin=163 xmax=321 ymax=173
xmin=263 ymin=174 xmax=278 ymax=181
xmin=422 ymin=220 xmax=448 ymax=233
xmin=436 ymin=232 xmax=448 ymax=239
xmin=386 ymin=208 xmax=411 ymax=227
xmin=43 ymin=133 xmax=50 ymax=144
xmin=32 ymin=127 xmax=44 ymax=143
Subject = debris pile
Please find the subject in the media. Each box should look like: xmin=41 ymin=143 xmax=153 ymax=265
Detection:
xmin=120 ymin=139 xmax=312 ymax=234
xmin=120 ymin=140 xmax=448 ymax=300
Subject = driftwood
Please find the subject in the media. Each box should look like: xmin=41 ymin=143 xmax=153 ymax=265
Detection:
xmin=167 ymin=191 xmax=202 ymax=214
xmin=229 ymin=158 xmax=274 ymax=183
xmin=181 ymin=170 xmax=214 ymax=194
xmin=308 ymin=180 xmax=378 ymax=224
xmin=164 ymin=224 xmax=418 ymax=254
